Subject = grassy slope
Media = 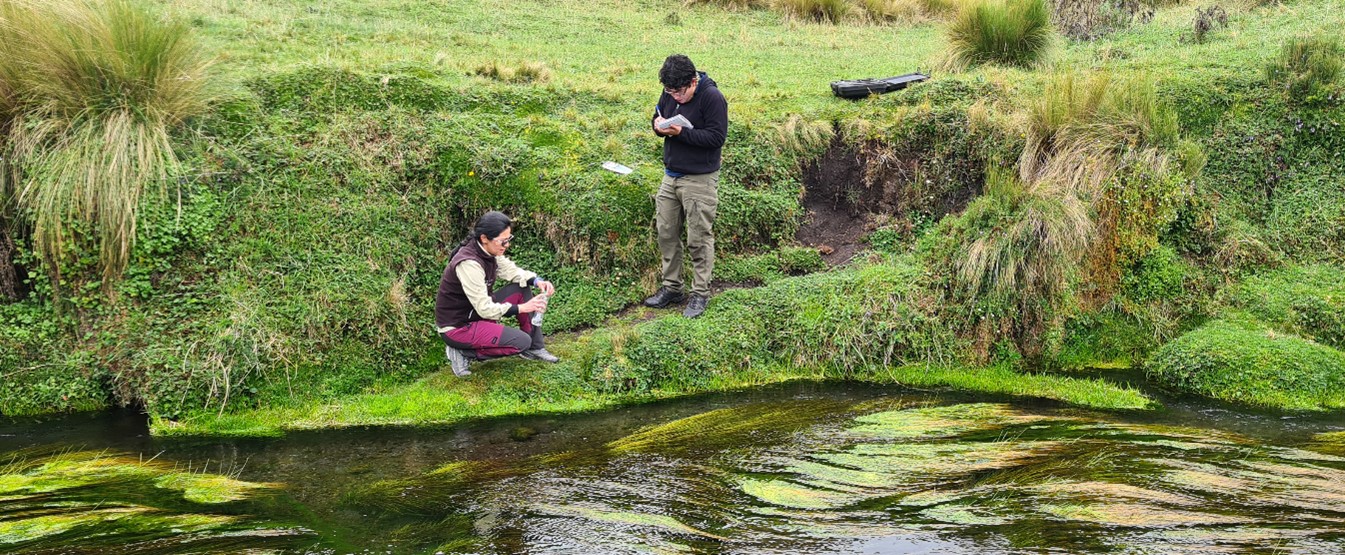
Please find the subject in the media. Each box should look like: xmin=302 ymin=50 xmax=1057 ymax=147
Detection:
xmin=5 ymin=0 xmax=1345 ymax=426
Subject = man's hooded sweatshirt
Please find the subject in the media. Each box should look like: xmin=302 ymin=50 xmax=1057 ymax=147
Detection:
xmin=651 ymin=72 xmax=728 ymax=175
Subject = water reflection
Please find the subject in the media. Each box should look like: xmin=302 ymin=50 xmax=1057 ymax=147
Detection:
xmin=3 ymin=383 xmax=1344 ymax=554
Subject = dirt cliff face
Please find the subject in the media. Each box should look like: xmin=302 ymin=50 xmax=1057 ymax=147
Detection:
xmin=798 ymin=138 xmax=984 ymax=265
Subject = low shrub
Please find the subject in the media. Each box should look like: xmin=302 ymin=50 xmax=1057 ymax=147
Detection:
xmin=1054 ymin=310 xmax=1161 ymax=369
xmin=1265 ymin=35 xmax=1343 ymax=106
xmin=1188 ymin=5 xmax=1228 ymax=44
xmin=945 ymin=0 xmax=1055 ymax=68
xmin=1147 ymin=319 xmax=1345 ymax=411
xmin=0 ymin=301 xmax=109 ymax=415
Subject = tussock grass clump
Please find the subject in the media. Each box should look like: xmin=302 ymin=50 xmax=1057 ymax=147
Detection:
xmin=1021 ymin=72 xmax=1180 ymax=193
xmin=1265 ymin=35 xmax=1342 ymax=106
xmin=771 ymin=114 xmax=835 ymax=156
xmin=1021 ymin=72 xmax=1196 ymax=294
xmin=778 ymin=0 xmax=853 ymax=22
xmin=935 ymin=72 xmax=1197 ymax=360
xmin=0 ymin=0 xmax=213 ymax=290
xmin=473 ymin=60 xmax=552 ymax=83
xmin=945 ymin=0 xmax=1055 ymax=68
xmin=958 ymin=171 xmax=1093 ymax=311
xmin=948 ymin=170 xmax=1094 ymax=357
xmin=1052 ymin=0 xmax=1153 ymax=41
xmin=1147 ymin=319 xmax=1345 ymax=411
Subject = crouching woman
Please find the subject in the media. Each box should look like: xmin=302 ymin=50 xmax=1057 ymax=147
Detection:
xmin=435 ymin=211 xmax=559 ymax=376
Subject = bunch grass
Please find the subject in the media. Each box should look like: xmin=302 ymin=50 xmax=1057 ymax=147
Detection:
xmin=778 ymin=0 xmax=854 ymax=22
xmin=945 ymin=0 xmax=1055 ymax=68
xmin=1020 ymin=71 xmax=1179 ymax=197
xmin=0 ymin=0 xmax=213 ymax=289
xmin=1264 ymin=35 xmax=1343 ymax=105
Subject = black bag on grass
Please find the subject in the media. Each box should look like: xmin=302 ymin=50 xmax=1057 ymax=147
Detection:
xmin=830 ymin=72 xmax=930 ymax=99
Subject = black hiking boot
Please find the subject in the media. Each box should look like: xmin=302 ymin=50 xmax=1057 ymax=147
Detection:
xmin=683 ymin=294 xmax=709 ymax=318
xmin=643 ymin=286 xmax=685 ymax=308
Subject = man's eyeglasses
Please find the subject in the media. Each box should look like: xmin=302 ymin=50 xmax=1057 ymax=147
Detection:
xmin=664 ymin=79 xmax=696 ymax=96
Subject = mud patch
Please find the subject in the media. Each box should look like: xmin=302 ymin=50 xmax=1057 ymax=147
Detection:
xmin=797 ymin=140 xmax=872 ymax=265
xmin=797 ymin=137 xmax=983 ymax=265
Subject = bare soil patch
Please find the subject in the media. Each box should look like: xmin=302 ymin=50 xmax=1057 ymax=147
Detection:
xmin=796 ymin=137 xmax=983 ymax=265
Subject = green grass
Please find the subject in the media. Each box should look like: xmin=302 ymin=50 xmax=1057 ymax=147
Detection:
xmin=1264 ymin=34 xmax=1342 ymax=106
xmin=157 ymin=351 xmax=1151 ymax=437
xmin=6 ymin=0 xmax=1345 ymax=423
xmin=945 ymin=0 xmax=1055 ymax=69
xmin=157 ymin=258 xmax=1150 ymax=436
xmin=1223 ymin=264 xmax=1345 ymax=349
xmin=1147 ymin=319 xmax=1345 ymax=411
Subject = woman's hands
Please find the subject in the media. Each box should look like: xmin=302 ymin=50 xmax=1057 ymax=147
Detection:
xmin=518 ymin=295 xmax=548 ymax=314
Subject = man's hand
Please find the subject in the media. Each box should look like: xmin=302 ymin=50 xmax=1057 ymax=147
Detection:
xmin=653 ymin=117 xmax=680 ymax=136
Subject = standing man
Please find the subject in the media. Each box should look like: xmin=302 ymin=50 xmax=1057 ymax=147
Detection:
xmin=643 ymin=54 xmax=728 ymax=319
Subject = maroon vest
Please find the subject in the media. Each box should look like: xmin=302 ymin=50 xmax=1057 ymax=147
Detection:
xmin=435 ymin=241 xmax=498 ymax=328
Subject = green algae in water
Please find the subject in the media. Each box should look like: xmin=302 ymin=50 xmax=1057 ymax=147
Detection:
xmin=850 ymin=403 xmax=1065 ymax=440
xmin=738 ymin=477 xmax=853 ymax=510
xmin=534 ymin=504 xmax=728 ymax=540
xmin=0 ymin=508 xmax=238 ymax=544
xmin=1036 ymin=502 xmax=1252 ymax=527
xmin=265 ymin=399 xmax=1345 ymax=553
xmin=919 ymin=504 xmax=1011 ymax=526
xmin=607 ymin=399 xmax=848 ymax=454
xmin=1026 ymin=481 xmax=1201 ymax=507
xmin=0 ymin=450 xmax=312 ymax=552
xmin=154 ymin=472 xmax=272 ymax=504
xmin=1316 ymin=431 xmax=1345 ymax=444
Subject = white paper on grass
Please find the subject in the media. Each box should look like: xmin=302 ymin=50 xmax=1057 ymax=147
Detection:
xmin=601 ymin=161 xmax=633 ymax=175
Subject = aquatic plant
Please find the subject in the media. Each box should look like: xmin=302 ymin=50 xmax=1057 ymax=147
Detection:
xmin=608 ymin=400 xmax=850 ymax=454
xmin=0 ymin=449 xmax=310 ymax=551
xmin=325 ymin=399 xmax=1345 ymax=553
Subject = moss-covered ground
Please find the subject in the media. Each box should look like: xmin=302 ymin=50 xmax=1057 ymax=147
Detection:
xmin=3 ymin=0 xmax=1345 ymax=429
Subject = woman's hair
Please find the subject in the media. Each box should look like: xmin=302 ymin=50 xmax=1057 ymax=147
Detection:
xmin=453 ymin=211 xmax=512 ymax=257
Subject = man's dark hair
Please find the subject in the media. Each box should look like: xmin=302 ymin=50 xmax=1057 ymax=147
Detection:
xmin=659 ymin=54 xmax=697 ymax=90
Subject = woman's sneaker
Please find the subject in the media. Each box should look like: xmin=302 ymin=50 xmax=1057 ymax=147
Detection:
xmin=445 ymin=345 xmax=472 ymax=376
xmin=521 ymin=348 xmax=560 ymax=363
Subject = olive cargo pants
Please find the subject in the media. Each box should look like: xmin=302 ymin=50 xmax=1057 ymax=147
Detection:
xmin=656 ymin=171 xmax=718 ymax=297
